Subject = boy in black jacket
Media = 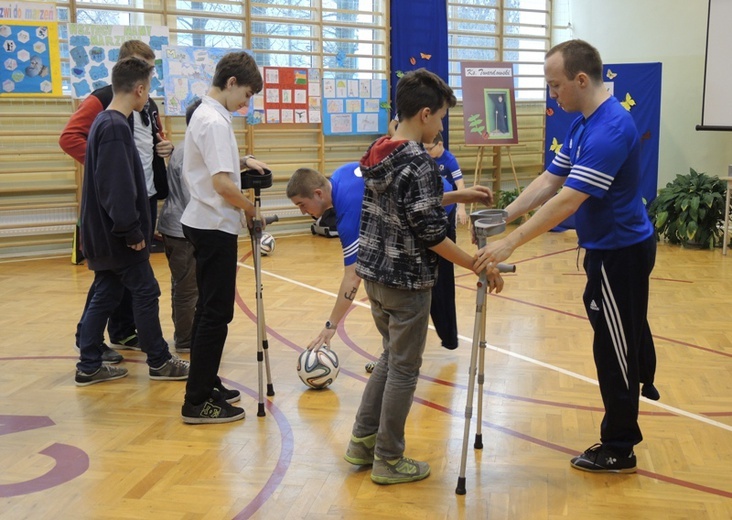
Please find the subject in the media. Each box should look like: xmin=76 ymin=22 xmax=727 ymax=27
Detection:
xmin=75 ymin=57 xmax=189 ymax=386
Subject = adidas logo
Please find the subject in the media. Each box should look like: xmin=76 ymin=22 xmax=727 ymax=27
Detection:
xmin=590 ymin=300 xmax=599 ymax=311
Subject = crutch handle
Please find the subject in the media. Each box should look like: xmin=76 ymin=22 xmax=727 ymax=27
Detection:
xmin=264 ymin=215 xmax=279 ymax=225
xmin=497 ymin=263 xmax=515 ymax=273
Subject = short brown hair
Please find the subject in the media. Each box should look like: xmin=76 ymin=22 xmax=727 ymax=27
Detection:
xmin=546 ymin=39 xmax=603 ymax=83
xmin=212 ymin=52 xmax=263 ymax=93
xmin=111 ymin=57 xmax=154 ymax=94
xmin=395 ymin=68 xmax=456 ymax=120
xmin=119 ymin=40 xmax=155 ymax=61
xmin=286 ymin=168 xmax=328 ymax=199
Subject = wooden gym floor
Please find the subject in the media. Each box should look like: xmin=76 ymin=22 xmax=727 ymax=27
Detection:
xmin=1 ymin=227 xmax=731 ymax=519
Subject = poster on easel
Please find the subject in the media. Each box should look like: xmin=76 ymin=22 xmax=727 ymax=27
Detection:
xmin=0 ymin=2 xmax=62 ymax=96
xmin=252 ymin=66 xmax=321 ymax=125
xmin=322 ymin=77 xmax=388 ymax=135
xmin=66 ymin=23 xmax=168 ymax=99
xmin=460 ymin=61 xmax=519 ymax=146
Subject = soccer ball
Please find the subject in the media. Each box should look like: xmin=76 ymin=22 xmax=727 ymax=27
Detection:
xmin=260 ymin=232 xmax=275 ymax=256
xmin=297 ymin=347 xmax=340 ymax=389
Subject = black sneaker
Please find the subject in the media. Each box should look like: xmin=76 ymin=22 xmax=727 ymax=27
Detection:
xmin=75 ymin=365 xmax=128 ymax=386
xmin=110 ymin=334 xmax=142 ymax=351
xmin=570 ymin=443 xmax=637 ymax=474
xmin=75 ymin=343 xmax=124 ymax=364
xmin=213 ymin=383 xmax=241 ymax=404
xmin=149 ymin=355 xmax=189 ymax=380
xmin=182 ymin=394 xmax=245 ymax=424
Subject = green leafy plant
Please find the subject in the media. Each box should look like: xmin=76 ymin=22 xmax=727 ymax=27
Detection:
xmin=646 ymin=168 xmax=726 ymax=249
xmin=495 ymin=187 xmax=521 ymax=210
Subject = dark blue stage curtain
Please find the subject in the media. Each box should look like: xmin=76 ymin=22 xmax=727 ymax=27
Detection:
xmin=390 ymin=0 xmax=449 ymax=146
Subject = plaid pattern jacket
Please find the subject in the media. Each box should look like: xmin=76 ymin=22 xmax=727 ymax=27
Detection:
xmin=356 ymin=139 xmax=448 ymax=290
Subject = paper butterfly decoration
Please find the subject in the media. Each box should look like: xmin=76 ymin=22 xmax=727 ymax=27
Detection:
xmin=620 ymin=92 xmax=636 ymax=111
xmin=606 ymin=69 xmax=618 ymax=79
xmin=550 ymin=137 xmax=562 ymax=154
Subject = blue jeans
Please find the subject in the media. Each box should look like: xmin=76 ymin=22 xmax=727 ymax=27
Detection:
xmin=77 ymin=260 xmax=171 ymax=373
xmin=352 ymin=280 xmax=431 ymax=460
xmin=182 ymin=225 xmax=238 ymax=405
xmin=162 ymin=234 xmax=197 ymax=350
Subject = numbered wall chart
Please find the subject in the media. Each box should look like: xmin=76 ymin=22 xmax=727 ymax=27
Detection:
xmin=322 ymin=78 xmax=387 ymax=135
xmin=253 ymin=67 xmax=321 ymax=125
xmin=0 ymin=2 xmax=62 ymax=96
xmin=67 ymin=24 xmax=168 ymax=98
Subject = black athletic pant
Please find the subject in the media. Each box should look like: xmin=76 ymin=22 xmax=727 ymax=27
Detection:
xmin=582 ymin=235 xmax=657 ymax=455
xmin=430 ymin=208 xmax=458 ymax=349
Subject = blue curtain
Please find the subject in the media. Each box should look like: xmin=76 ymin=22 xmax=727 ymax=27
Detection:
xmin=390 ymin=0 xmax=449 ymax=146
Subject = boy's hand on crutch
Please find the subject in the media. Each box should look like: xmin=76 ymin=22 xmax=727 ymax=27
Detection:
xmin=485 ymin=270 xmax=504 ymax=294
xmin=240 ymin=204 xmax=257 ymax=229
xmin=240 ymin=156 xmax=270 ymax=174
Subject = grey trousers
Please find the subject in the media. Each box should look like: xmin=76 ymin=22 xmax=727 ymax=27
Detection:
xmin=161 ymin=234 xmax=197 ymax=350
xmin=352 ymin=280 xmax=431 ymax=460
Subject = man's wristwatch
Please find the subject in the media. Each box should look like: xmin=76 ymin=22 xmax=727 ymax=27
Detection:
xmin=325 ymin=320 xmax=335 ymax=330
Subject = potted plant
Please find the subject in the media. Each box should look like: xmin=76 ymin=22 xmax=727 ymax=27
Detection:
xmin=646 ymin=168 xmax=726 ymax=249
xmin=494 ymin=187 xmax=528 ymax=223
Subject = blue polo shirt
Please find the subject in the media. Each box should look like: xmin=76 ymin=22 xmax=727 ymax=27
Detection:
xmin=547 ymin=96 xmax=653 ymax=250
xmin=330 ymin=162 xmax=364 ymax=266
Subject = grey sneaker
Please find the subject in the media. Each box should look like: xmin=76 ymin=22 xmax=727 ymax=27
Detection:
xmin=100 ymin=343 xmax=124 ymax=363
xmin=371 ymin=455 xmax=431 ymax=485
xmin=110 ymin=333 xmax=142 ymax=351
xmin=344 ymin=433 xmax=376 ymax=465
xmin=149 ymin=355 xmax=189 ymax=380
xmin=75 ymin=342 xmax=124 ymax=364
xmin=75 ymin=365 xmax=128 ymax=386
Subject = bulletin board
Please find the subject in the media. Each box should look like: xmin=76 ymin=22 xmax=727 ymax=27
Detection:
xmin=161 ymin=45 xmax=258 ymax=119
xmin=253 ymin=66 xmax=321 ymax=125
xmin=66 ymin=23 xmax=168 ymax=98
xmin=0 ymin=2 xmax=62 ymax=96
xmin=322 ymin=77 xmax=388 ymax=135
xmin=460 ymin=61 xmax=519 ymax=146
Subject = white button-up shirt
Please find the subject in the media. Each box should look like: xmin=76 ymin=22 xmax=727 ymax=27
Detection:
xmin=181 ymin=95 xmax=242 ymax=235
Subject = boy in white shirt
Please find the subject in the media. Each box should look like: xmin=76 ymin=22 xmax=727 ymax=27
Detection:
xmin=180 ymin=52 xmax=268 ymax=424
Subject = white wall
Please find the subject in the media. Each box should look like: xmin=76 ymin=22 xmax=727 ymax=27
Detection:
xmin=558 ymin=0 xmax=732 ymax=186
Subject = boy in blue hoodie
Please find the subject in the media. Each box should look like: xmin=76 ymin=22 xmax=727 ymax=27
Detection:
xmin=344 ymin=68 xmax=504 ymax=485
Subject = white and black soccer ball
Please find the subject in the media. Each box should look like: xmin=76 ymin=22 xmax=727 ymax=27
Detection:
xmin=297 ymin=347 xmax=340 ymax=389
xmin=260 ymin=232 xmax=276 ymax=256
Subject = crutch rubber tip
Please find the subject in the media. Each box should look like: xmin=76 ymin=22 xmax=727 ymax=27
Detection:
xmin=257 ymin=403 xmax=266 ymax=417
xmin=267 ymin=384 xmax=275 ymax=396
xmin=456 ymin=477 xmax=467 ymax=495
xmin=474 ymin=434 xmax=483 ymax=450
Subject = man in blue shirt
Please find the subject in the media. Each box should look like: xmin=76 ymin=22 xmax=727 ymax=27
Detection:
xmin=286 ymin=162 xmax=494 ymax=352
xmin=474 ymin=39 xmax=658 ymax=474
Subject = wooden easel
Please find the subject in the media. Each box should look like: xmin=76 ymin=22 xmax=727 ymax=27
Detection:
xmin=470 ymin=144 xmax=521 ymax=214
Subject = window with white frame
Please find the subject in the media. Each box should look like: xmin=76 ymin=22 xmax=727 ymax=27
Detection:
xmin=53 ymin=0 xmax=388 ymax=88
xmin=447 ymin=0 xmax=551 ymax=101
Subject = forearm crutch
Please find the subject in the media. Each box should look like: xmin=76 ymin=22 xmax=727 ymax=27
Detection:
xmin=456 ymin=209 xmax=516 ymax=496
xmin=241 ymin=168 xmax=279 ymax=417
